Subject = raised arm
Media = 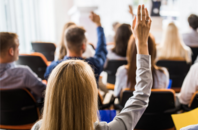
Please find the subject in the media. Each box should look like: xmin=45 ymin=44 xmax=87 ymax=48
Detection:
xmin=89 ymin=12 xmax=107 ymax=73
xmin=95 ymin=5 xmax=153 ymax=130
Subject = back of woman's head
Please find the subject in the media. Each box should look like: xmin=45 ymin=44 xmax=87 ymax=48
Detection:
xmin=127 ymin=35 xmax=156 ymax=89
xmin=58 ymin=22 xmax=76 ymax=60
xmin=188 ymin=14 xmax=198 ymax=30
xmin=112 ymin=23 xmax=132 ymax=57
xmin=40 ymin=60 xmax=98 ymax=130
xmin=159 ymin=22 xmax=190 ymax=62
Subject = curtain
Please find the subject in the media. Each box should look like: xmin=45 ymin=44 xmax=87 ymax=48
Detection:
xmin=0 ymin=0 xmax=55 ymax=53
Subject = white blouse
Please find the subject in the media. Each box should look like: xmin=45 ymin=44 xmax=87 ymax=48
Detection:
xmin=114 ymin=65 xmax=169 ymax=97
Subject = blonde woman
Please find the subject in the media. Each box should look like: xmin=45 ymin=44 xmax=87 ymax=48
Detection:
xmin=54 ymin=22 xmax=95 ymax=61
xmin=157 ymin=22 xmax=192 ymax=63
xmin=32 ymin=5 xmax=152 ymax=130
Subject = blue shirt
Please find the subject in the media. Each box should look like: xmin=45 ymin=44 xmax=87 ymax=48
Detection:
xmin=0 ymin=62 xmax=46 ymax=98
xmin=44 ymin=27 xmax=107 ymax=82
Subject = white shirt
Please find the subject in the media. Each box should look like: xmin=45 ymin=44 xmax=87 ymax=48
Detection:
xmin=114 ymin=65 xmax=169 ymax=97
xmin=104 ymin=45 xmax=126 ymax=68
xmin=178 ymin=63 xmax=198 ymax=105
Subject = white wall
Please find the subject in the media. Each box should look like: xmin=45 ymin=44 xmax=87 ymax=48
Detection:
xmin=53 ymin=0 xmax=74 ymax=45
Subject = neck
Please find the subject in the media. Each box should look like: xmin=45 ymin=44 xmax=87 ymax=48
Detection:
xmin=67 ymin=51 xmax=82 ymax=57
xmin=0 ymin=58 xmax=13 ymax=64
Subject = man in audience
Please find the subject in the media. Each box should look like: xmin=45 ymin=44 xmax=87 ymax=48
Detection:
xmin=178 ymin=62 xmax=198 ymax=105
xmin=44 ymin=12 xmax=107 ymax=82
xmin=0 ymin=32 xmax=46 ymax=99
xmin=182 ymin=14 xmax=198 ymax=47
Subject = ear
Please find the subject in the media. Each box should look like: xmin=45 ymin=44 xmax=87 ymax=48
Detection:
xmin=8 ymin=48 xmax=14 ymax=56
xmin=82 ymin=43 xmax=86 ymax=51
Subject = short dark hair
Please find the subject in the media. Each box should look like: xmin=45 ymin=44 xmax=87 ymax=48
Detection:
xmin=65 ymin=26 xmax=86 ymax=54
xmin=112 ymin=24 xmax=132 ymax=57
xmin=0 ymin=32 xmax=18 ymax=56
xmin=188 ymin=14 xmax=198 ymax=30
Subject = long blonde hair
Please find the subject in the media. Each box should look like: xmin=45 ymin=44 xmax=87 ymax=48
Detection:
xmin=58 ymin=22 xmax=76 ymax=60
xmin=157 ymin=22 xmax=191 ymax=63
xmin=40 ymin=60 xmax=98 ymax=130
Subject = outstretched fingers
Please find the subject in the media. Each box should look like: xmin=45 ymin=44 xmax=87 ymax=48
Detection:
xmin=137 ymin=5 xmax=141 ymax=23
xmin=142 ymin=5 xmax=145 ymax=21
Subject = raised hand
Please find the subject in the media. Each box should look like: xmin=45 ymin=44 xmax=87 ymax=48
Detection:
xmin=128 ymin=5 xmax=134 ymax=17
xmin=89 ymin=12 xmax=101 ymax=27
xmin=131 ymin=5 xmax=152 ymax=55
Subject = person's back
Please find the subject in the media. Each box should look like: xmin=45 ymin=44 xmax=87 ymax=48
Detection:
xmin=182 ymin=14 xmax=198 ymax=47
xmin=45 ymin=12 xmax=107 ymax=82
xmin=157 ymin=22 xmax=192 ymax=63
xmin=0 ymin=32 xmax=46 ymax=99
xmin=114 ymin=35 xmax=169 ymax=97
xmin=32 ymin=5 xmax=153 ymax=130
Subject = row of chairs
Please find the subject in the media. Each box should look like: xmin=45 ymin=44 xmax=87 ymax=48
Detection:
xmin=0 ymin=88 xmax=107 ymax=130
xmin=1 ymin=88 xmax=197 ymax=130
xmin=115 ymin=89 xmax=198 ymax=130
xmin=16 ymin=52 xmax=191 ymax=92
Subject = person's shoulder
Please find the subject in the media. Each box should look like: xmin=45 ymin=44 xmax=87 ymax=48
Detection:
xmin=95 ymin=121 xmax=108 ymax=130
xmin=31 ymin=120 xmax=42 ymax=130
xmin=116 ymin=65 xmax=127 ymax=75
xmin=12 ymin=65 xmax=33 ymax=75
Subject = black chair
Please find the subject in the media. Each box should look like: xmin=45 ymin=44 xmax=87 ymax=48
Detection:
xmin=0 ymin=88 xmax=40 ymax=129
xmin=104 ymin=60 xmax=127 ymax=84
xmin=16 ymin=53 xmax=48 ymax=79
xmin=31 ymin=42 xmax=56 ymax=61
xmin=156 ymin=60 xmax=191 ymax=89
xmin=117 ymin=89 xmax=180 ymax=130
xmin=190 ymin=47 xmax=198 ymax=64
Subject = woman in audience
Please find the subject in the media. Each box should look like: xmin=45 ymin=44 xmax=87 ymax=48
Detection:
xmin=104 ymin=24 xmax=132 ymax=68
xmin=32 ymin=5 xmax=152 ymax=130
xmin=182 ymin=14 xmax=198 ymax=47
xmin=157 ymin=22 xmax=192 ymax=63
xmin=54 ymin=22 xmax=95 ymax=61
xmin=114 ymin=35 xmax=169 ymax=97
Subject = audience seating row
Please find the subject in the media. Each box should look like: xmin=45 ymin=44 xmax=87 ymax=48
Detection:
xmin=1 ymin=88 xmax=197 ymax=130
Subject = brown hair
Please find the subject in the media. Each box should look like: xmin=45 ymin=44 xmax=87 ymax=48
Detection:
xmin=188 ymin=14 xmax=198 ymax=30
xmin=127 ymin=35 xmax=163 ymax=89
xmin=112 ymin=24 xmax=132 ymax=57
xmin=40 ymin=60 xmax=98 ymax=130
xmin=65 ymin=26 xmax=86 ymax=55
xmin=58 ymin=22 xmax=76 ymax=60
xmin=0 ymin=32 xmax=18 ymax=57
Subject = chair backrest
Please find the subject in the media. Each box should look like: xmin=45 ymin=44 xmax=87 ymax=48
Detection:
xmin=190 ymin=47 xmax=198 ymax=64
xmin=156 ymin=60 xmax=191 ymax=88
xmin=189 ymin=91 xmax=198 ymax=109
xmin=120 ymin=89 xmax=175 ymax=111
xmin=16 ymin=53 xmax=48 ymax=79
xmin=0 ymin=88 xmax=39 ymax=126
xmin=31 ymin=42 xmax=56 ymax=61
xmin=120 ymin=89 xmax=176 ymax=129
xmin=104 ymin=60 xmax=127 ymax=84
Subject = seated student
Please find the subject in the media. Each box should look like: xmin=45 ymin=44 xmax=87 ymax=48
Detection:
xmin=0 ymin=32 xmax=46 ymax=99
xmin=54 ymin=22 xmax=95 ymax=61
xmin=106 ymin=23 xmax=132 ymax=61
xmin=31 ymin=5 xmax=152 ymax=130
xmin=157 ymin=22 xmax=192 ymax=63
xmin=182 ymin=14 xmax=198 ymax=47
xmin=44 ymin=12 xmax=107 ymax=82
xmin=178 ymin=62 xmax=198 ymax=105
xmin=114 ymin=34 xmax=169 ymax=97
